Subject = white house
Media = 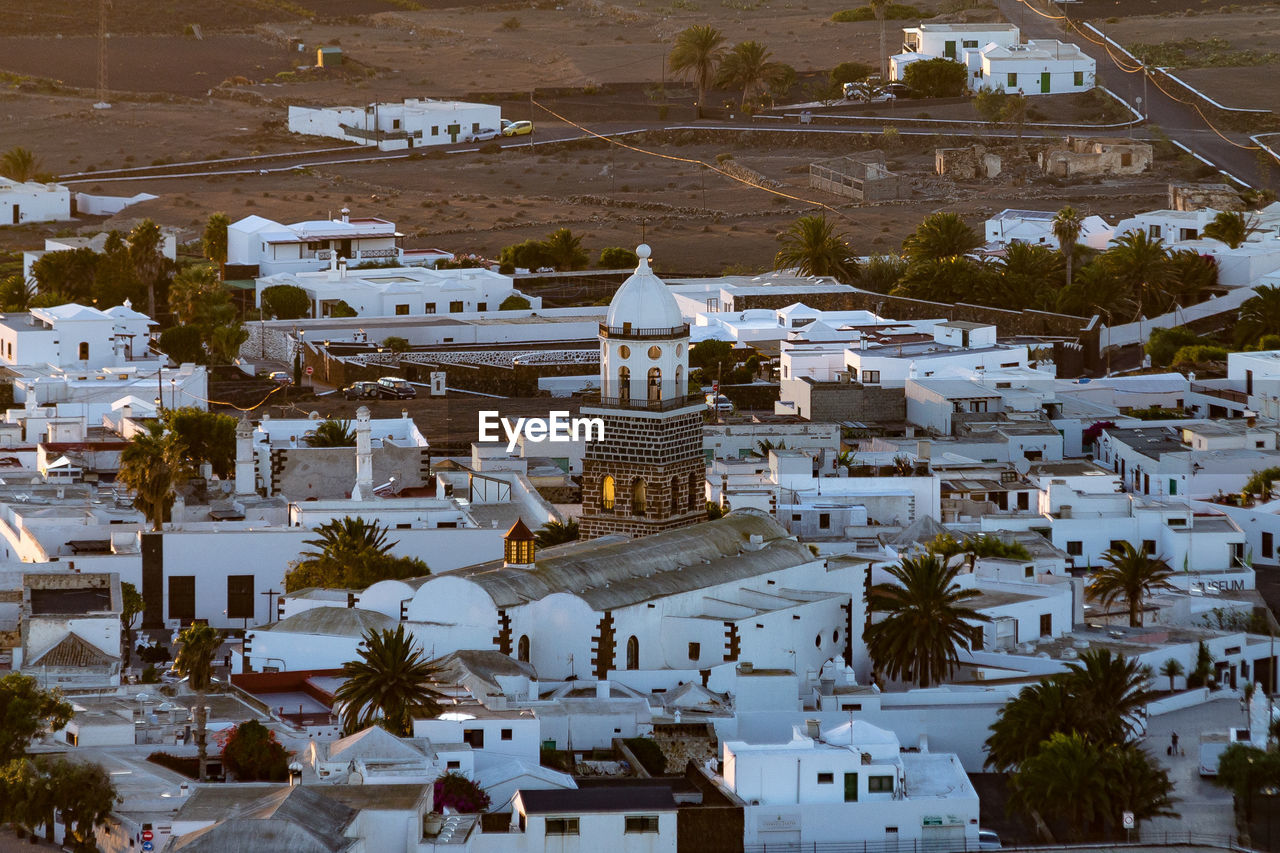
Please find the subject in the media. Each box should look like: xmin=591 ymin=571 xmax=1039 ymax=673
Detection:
xmin=846 ymin=323 xmax=1032 ymax=388
xmin=509 ymin=787 xmax=678 ymax=853
xmin=985 ymin=209 xmax=1113 ymax=250
xmin=976 ymin=40 xmax=1095 ymax=95
xmin=227 ymin=211 xmax=451 ymax=277
xmin=893 ymin=23 xmax=1020 ymax=80
xmin=288 ymin=98 xmax=501 ymax=151
xmin=254 ymin=263 xmax=528 ymax=319
xmin=723 ymin=719 xmax=980 ymax=849
xmin=0 ymin=178 xmax=71 ymax=226
xmin=0 ymin=302 xmax=157 ymax=369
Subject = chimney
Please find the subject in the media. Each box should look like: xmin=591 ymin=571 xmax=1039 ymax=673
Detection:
xmin=328 ymin=251 xmax=339 ymax=281
xmin=916 ymin=439 xmax=931 ymax=460
xmin=340 ymin=207 xmax=350 ymax=224
xmin=596 ymin=679 xmax=610 ymax=699
xmin=235 ymin=416 xmax=255 ymax=496
xmin=339 ymin=258 xmax=347 ymax=280
xmin=350 ymin=406 xmax=375 ymax=500
xmin=805 ymin=719 xmax=821 ymax=740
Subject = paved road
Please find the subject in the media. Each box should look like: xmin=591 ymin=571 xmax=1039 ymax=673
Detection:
xmin=995 ymin=0 xmax=1268 ymax=188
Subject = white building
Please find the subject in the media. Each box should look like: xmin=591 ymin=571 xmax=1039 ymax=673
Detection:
xmin=254 ymin=262 xmax=527 ymax=319
xmin=287 ymin=98 xmax=501 ymax=151
xmin=985 ymin=209 xmax=1113 ymax=250
xmin=227 ymin=212 xmax=451 ymax=277
xmin=0 ymin=178 xmax=71 ymax=226
xmin=509 ymin=787 xmax=678 ymax=853
xmin=0 ymin=302 xmax=156 ymax=370
xmin=976 ymin=40 xmax=1095 ymax=95
xmin=894 ymin=23 xmax=1020 ymax=81
xmin=846 ymin=323 xmax=1032 ymax=388
xmin=723 ymin=719 xmax=980 ymax=849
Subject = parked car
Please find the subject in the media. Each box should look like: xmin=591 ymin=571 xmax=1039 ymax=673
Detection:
xmin=464 ymin=128 xmax=500 ymax=143
xmin=843 ymin=81 xmax=897 ymax=102
xmin=885 ymin=82 xmax=912 ymax=98
xmin=978 ymin=829 xmax=1003 ymax=850
xmin=342 ymin=381 xmax=380 ymax=400
xmin=501 ymin=120 xmax=534 ymax=137
xmin=376 ymin=377 xmax=417 ymax=399
xmin=705 ymin=393 xmax=733 ymax=413
xmin=266 ymin=370 xmax=292 ymax=385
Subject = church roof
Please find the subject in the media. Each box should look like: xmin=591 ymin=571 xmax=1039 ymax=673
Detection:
xmin=605 ymin=244 xmax=684 ymax=330
xmin=437 ymin=510 xmax=815 ymax=611
xmin=262 ymin=606 xmax=396 ymax=638
xmin=28 ymin=632 xmax=118 ymax=668
xmin=505 ymin=518 xmax=535 ymax=542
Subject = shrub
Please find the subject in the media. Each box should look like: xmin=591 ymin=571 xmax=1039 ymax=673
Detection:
xmin=221 ymin=720 xmax=290 ymax=781
xmin=598 ymin=247 xmax=639 ymax=269
xmin=831 ymin=3 xmax=923 ymax=22
xmin=903 ymin=58 xmax=968 ymax=98
xmin=159 ymin=325 xmax=205 ymax=364
xmin=141 ymin=664 xmax=159 ymax=683
xmin=1171 ymin=344 xmax=1227 ymax=370
xmin=1145 ymin=326 xmax=1201 ymax=367
xmin=260 ymin=284 xmax=310 ymax=320
xmin=330 ymin=300 xmax=358 ymax=318
xmin=502 ymin=15 xmax=520 ymax=29
xmin=434 ymin=771 xmax=491 ymax=812
xmin=499 ymin=294 xmax=531 ymax=310
xmin=383 ymin=336 xmax=410 ymax=353
xmin=829 ymin=61 xmax=874 ymax=86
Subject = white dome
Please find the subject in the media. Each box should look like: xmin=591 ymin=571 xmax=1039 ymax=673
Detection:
xmin=605 ymin=244 xmax=684 ymax=330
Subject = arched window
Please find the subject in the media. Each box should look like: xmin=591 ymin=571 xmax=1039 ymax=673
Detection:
xmin=626 ymin=636 xmax=639 ymax=670
xmin=689 ymin=472 xmax=701 ymax=512
xmin=647 ymin=367 xmax=662 ymax=402
xmin=601 ymin=475 xmax=615 ymax=511
xmin=78 ymin=342 xmax=89 ymax=361
xmin=675 ymin=365 xmax=684 ymax=395
xmin=670 ymin=475 xmax=681 ymax=516
xmin=618 ymin=366 xmax=630 ymax=403
xmin=631 ymin=478 xmax=647 ymax=516
xmin=517 ymin=635 xmax=530 ymax=663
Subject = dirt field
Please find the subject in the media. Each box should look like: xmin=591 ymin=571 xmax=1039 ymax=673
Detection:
xmin=1073 ymin=0 xmax=1276 ymax=17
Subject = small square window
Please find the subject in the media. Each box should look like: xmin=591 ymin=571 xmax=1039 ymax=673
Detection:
xmin=1074 ymin=71 xmax=1084 ymax=86
xmin=624 ymin=816 xmax=659 ymax=834
xmin=447 ymin=760 xmax=460 ymax=770
xmin=688 ymin=642 xmax=700 ymax=660
xmin=1066 ymin=541 xmax=1083 ymax=556
xmin=1007 ymin=72 xmax=1017 ymax=87
xmin=395 ymin=304 xmax=409 ymax=315
xmin=817 ymin=772 xmax=834 ymax=784
xmin=546 ymin=818 xmax=579 ymax=836
xmin=868 ymin=775 xmax=894 ymax=793
xmin=501 ymin=728 xmax=513 ymax=741
xmin=1024 ymin=565 xmax=1034 ymax=578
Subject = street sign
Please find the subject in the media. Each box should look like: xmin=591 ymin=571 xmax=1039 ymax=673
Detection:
xmin=142 ymin=831 xmax=153 ymax=842
xmin=429 ymin=371 xmax=446 ymax=396
xmin=1122 ymin=811 xmax=1135 ymax=830
xmin=142 ymin=842 xmax=154 ymax=852
xmin=305 ymin=366 xmax=314 ymax=376
xmin=712 ymin=381 xmax=719 ymax=395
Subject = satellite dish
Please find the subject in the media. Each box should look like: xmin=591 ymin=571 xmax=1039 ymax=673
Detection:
xmin=1013 ymin=458 xmax=1031 ymax=476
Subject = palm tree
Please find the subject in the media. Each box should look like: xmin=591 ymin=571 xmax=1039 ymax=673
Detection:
xmin=307 ymin=419 xmax=356 ymax=448
xmin=0 ymin=146 xmax=41 ymax=182
xmin=869 ymin=0 xmax=891 ymax=80
xmin=534 ymin=518 xmax=580 ymax=547
xmin=985 ymin=678 xmax=1080 ymax=771
xmin=303 ymin=516 xmax=395 ymax=560
xmin=901 ymin=212 xmax=982 ymax=263
xmin=120 ymin=582 xmax=143 ymax=670
xmin=1065 ymin=648 xmax=1156 ymax=743
xmin=175 ymin=623 xmax=221 ymax=782
xmin=1009 ymin=732 xmax=1113 ymax=840
xmin=1105 ymin=743 xmax=1176 ymax=830
xmin=1164 ymin=248 xmax=1217 ymax=308
xmin=1087 ymin=541 xmax=1175 ymax=627
xmin=1105 ymin=229 xmax=1170 ymax=319
xmin=542 ymin=228 xmax=588 ymax=271
xmin=925 ymin=532 xmax=967 ymax=571
xmin=668 ymin=25 xmax=726 ymax=118
xmin=716 ymin=41 xmax=787 ymax=110
xmin=117 ymin=422 xmax=189 ymax=530
xmin=1158 ymin=658 xmax=1184 ymax=692
xmin=863 ymin=553 xmax=990 ymax=688
xmin=1051 ymin=206 xmax=1085 ymax=288
xmin=207 ymin=323 xmax=248 ymax=364
xmin=774 ymin=214 xmax=858 ymax=282
xmin=1238 ymin=284 xmax=1280 ymax=346
xmin=203 ymin=212 xmax=231 ymax=278
xmin=167 ymin=264 xmax=225 ymax=326
xmin=1203 ymin=210 xmax=1259 ymax=249
xmin=998 ymin=242 xmax=1064 ymax=310
xmin=335 ymin=625 xmax=447 ymax=736
xmin=129 ymin=219 xmax=166 ymax=319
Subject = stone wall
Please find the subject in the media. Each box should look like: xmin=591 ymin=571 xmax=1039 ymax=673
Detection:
xmin=305 ymin=346 xmax=594 ymax=396
xmin=809 ymin=151 xmax=906 ymax=202
xmin=935 ymin=145 xmax=1001 ymax=180
xmin=785 ymin=378 xmax=906 ymax=423
xmin=270 ymin=444 xmax=431 ymax=499
xmin=1169 ymin=182 xmax=1244 ymax=212
xmin=1039 ymin=137 xmax=1153 ymax=178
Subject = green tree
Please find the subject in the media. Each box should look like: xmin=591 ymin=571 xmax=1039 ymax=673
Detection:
xmin=687 ymin=338 xmax=739 ymax=383
xmin=31 ymin=248 xmax=98 ymax=302
xmin=599 ymin=246 xmax=639 ymax=269
xmin=499 ymin=293 xmax=532 ymax=310
xmin=902 ymin=212 xmax=982 ymax=263
xmin=159 ymin=325 xmax=205 ymax=364
xmin=985 ymin=678 xmax=1080 ymax=772
xmin=93 ymin=230 xmax=143 ymax=307
xmin=716 ymin=41 xmax=788 ymax=109
xmin=1158 ymin=658 xmax=1184 ymax=691
xmin=0 ymin=274 xmax=34 ymax=312
xmin=1171 ymin=344 xmax=1227 ymax=371
xmin=120 ymin=582 xmax=144 ymax=670
xmin=902 ymin=57 xmax=968 ymax=97
xmin=1187 ymin=640 xmax=1215 ymax=687
xmin=307 ymin=418 xmax=356 ymax=448
xmin=1052 ymin=206 xmax=1085 ymax=288
xmin=0 ymin=673 xmax=73 ymax=764
xmin=1216 ymin=743 xmax=1280 ymax=823
xmin=203 ymin=212 xmax=231 ymax=277
xmin=285 ymin=517 xmax=429 ymax=591
xmin=830 ymin=61 xmax=874 ymax=89
xmin=49 ymin=758 xmax=118 ymax=852
xmin=168 ymin=264 xmax=229 ymax=327
xmin=207 ymin=323 xmax=249 ymax=364
xmin=1145 ymin=326 xmax=1201 ymax=367
xmin=669 ymin=24 xmax=726 ymax=117
xmin=892 ymin=257 xmax=995 ymax=303
xmin=997 ymin=242 xmax=1063 ymax=310
xmin=1106 ymin=229 xmax=1171 ymax=319
xmin=1088 ymin=541 xmax=1175 ymax=627
xmin=0 ymin=757 xmax=57 ymax=841
xmin=774 ymin=214 xmax=858 ymax=282
xmin=497 ymin=238 xmax=552 ymax=272
xmin=858 ymin=254 xmax=906 ymax=294
xmin=1202 ymin=210 xmax=1258 ymax=249
xmin=1238 ymin=284 xmax=1280 ymax=347
xmin=118 ymin=421 xmax=190 ymax=530
xmin=383 ymin=336 xmax=410 ymax=353
xmin=1245 ymin=465 xmax=1280 ymax=497
xmin=534 ymin=518 xmax=580 ymax=547
xmin=162 ymin=408 xmax=237 ymax=479
xmin=335 ymin=625 xmax=447 ymax=736
xmin=175 ymin=623 xmax=221 ymax=782
xmin=260 ymin=284 xmax=311 ymax=320
xmin=0 ymin=147 xmax=42 ymax=182
xmin=1165 ymin=249 xmax=1217 ymax=307
xmin=221 ymin=720 xmax=290 ymax=781
xmin=128 ymin=219 xmax=166 ymax=319
xmin=863 ymin=553 xmax=989 ymax=688
xmin=974 ymin=86 xmax=1008 ymax=123
xmin=542 ymin=228 xmax=589 ymax=271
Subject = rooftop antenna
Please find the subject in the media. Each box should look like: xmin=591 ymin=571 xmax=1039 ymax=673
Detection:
xmin=94 ymin=0 xmax=112 ymax=110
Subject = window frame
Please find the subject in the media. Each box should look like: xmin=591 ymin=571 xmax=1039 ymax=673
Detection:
xmin=545 ymin=817 xmax=580 ymax=836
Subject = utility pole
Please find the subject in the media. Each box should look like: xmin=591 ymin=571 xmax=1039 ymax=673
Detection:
xmin=95 ymin=0 xmax=111 ymax=109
